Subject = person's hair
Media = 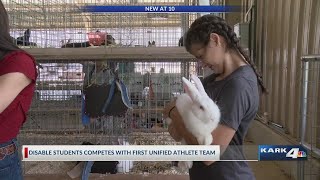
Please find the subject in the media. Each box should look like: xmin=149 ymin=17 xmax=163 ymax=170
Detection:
xmin=185 ymin=14 xmax=268 ymax=94
xmin=0 ymin=0 xmax=21 ymax=59
xmin=0 ymin=1 xmax=42 ymax=69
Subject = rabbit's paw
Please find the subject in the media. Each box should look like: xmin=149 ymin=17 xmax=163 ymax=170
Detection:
xmin=204 ymin=135 xmax=213 ymax=145
xmin=196 ymin=136 xmax=205 ymax=145
xmin=197 ymin=135 xmax=213 ymax=145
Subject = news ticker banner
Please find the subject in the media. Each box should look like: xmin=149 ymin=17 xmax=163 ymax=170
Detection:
xmin=21 ymin=145 xmax=308 ymax=161
xmin=80 ymin=5 xmax=241 ymax=13
xmin=22 ymin=145 xmax=220 ymax=161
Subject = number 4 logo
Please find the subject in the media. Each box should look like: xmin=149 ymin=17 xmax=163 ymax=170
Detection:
xmin=286 ymin=148 xmax=299 ymax=158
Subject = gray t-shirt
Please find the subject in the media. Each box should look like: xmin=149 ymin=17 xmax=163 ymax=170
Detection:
xmin=189 ymin=65 xmax=259 ymax=180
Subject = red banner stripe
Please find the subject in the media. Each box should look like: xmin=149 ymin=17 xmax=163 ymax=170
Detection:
xmin=24 ymin=147 xmax=28 ymax=158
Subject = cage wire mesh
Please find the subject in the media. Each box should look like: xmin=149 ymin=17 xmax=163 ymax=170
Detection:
xmin=20 ymin=59 xmax=199 ymax=175
xmin=6 ymin=0 xmax=222 ymax=48
xmin=298 ymin=56 xmax=320 ymax=180
xmin=3 ymin=0 xmax=222 ymax=176
xmin=7 ymin=0 xmax=183 ymax=48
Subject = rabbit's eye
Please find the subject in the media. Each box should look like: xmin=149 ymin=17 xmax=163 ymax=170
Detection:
xmin=200 ymin=106 xmax=204 ymax=110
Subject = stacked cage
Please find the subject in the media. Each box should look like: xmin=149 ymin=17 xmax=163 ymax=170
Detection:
xmin=4 ymin=0 xmax=221 ymax=176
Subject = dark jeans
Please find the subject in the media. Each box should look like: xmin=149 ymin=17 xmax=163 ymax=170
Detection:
xmin=0 ymin=138 xmax=23 ymax=180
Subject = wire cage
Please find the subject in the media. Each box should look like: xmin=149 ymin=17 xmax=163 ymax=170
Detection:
xmin=3 ymin=0 xmax=224 ymax=83
xmin=5 ymin=0 xmax=221 ymax=49
xmin=19 ymin=57 xmax=201 ymax=175
xmin=297 ymin=55 xmax=320 ymax=180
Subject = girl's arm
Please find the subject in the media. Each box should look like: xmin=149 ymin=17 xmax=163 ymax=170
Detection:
xmin=201 ymin=124 xmax=236 ymax=166
xmin=0 ymin=72 xmax=32 ymax=113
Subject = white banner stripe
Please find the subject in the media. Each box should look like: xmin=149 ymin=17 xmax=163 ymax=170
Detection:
xmin=22 ymin=145 xmax=220 ymax=161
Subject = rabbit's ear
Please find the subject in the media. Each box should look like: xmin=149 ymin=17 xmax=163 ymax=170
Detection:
xmin=182 ymin=77 xmax=200 ymax=102
xmin=190 ymin=74 xmax=207 ymax=96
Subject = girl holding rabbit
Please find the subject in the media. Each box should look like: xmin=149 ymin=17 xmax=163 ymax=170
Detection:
xmin=163 ymin=14 xmax=267 ymax=180
xmin=0 ymin=1 xmax=38 ymax=179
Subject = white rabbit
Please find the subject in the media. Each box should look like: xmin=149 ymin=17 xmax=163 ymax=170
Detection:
xmin=166 ymin=74 xmax=221 ymax=171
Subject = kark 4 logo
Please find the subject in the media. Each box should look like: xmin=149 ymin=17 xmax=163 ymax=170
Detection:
xmin=258 ymin=145 xmax=307 ymax=161
xmin=285 ymin=148 xmax=307 ymax=159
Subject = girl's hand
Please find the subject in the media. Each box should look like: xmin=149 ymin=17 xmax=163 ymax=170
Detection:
xmin=163 ymin=99 xmax=199 ymax=145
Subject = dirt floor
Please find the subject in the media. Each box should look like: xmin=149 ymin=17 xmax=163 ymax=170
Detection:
xmin=249 ymin=161 xmax=293 ymax=180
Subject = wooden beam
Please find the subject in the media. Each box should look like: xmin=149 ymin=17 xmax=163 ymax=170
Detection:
xmin=21 ymin=127 xmax=170 ymax=134
xmin=28 ymin=108 xmax=164 ymax=113
xmin=36 ymin=85 xmax=83 ymax=90
xmin=24 ymin=47 xmax=195 ymax=62
xmin=28 ymin=108 xmax=80 ymax=113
